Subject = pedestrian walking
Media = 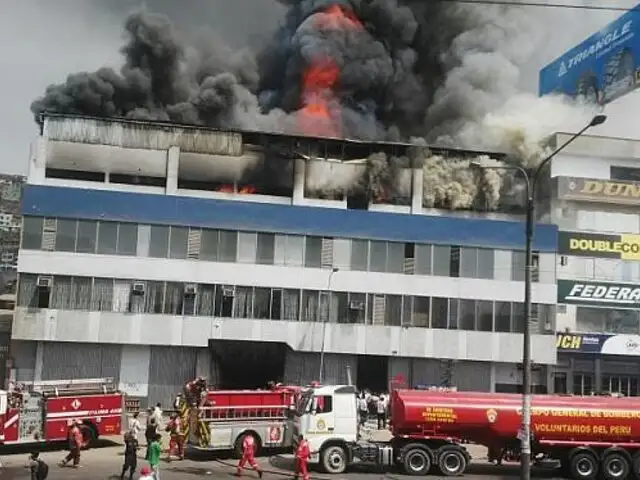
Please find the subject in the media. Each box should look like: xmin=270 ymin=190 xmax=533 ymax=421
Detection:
xmin=120 ymin=432 xmax=138 ymax=480
xmin=128 ymin=412 xmax=142 ymax=440
xmin=376 ymin=395 xmax=387 ymax=430
xmin=147 ymin=433 xmax=162 ymax=479
xmin=59 ymin=419 xmax=83 ymax=468
xmin=166 ymin=413 xmax=184 ymax=461
xmin=145 ymin=417 xmax=158 ymax=460
xmin=235 ymin=434 xmax=262 ymax=478
xmin=294 ymin=435 xmax=310 ymax=480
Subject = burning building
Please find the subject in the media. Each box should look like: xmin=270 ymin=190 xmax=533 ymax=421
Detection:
xmin=11 ymin=113 xmax=558 ymax=402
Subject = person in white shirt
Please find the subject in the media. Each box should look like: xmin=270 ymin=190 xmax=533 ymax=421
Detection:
xmin=151 ymin=403 xmax=163 ymax=428
xmin=358 ymin=394 xmax=368 ymax=427
xmin=376 ymin=395 xmax=387 ymax=430
xmin=128 ymin=412 xmax=142 ymax=440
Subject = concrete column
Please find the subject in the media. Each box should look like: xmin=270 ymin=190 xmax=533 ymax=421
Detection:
xmin=28 ymin=138 xmax=48 ymax=184
xmin=411 ymin=167 xmax=423 ymax=213
xmin=34 ymin=341 xmax=44 ymax=382
xmin=594 ymin=358 xmax=602 ymax=393
xmin=293 ymin=158 xmax=306 ymax=204
xmin=166 ymin=146 xmax=180 ymax=194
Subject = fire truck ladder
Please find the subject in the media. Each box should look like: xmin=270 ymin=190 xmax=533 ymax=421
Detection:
xmin=30 ymin=377 xmax=117 ymax=396
xmin=202 ymin=404 xmax=289 ymax=422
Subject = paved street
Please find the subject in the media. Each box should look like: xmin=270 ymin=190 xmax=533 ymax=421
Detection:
xmin=0 ymin=435 xmax=565 ymax=480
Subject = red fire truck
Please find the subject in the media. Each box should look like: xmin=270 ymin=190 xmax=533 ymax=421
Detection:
xmin=0 ymin=377 xmax=124 ymax=446
xmin=180 ymin=382 xmax=301 ymax=457
xmin=295 ymin=385 xmax=640 ymax=480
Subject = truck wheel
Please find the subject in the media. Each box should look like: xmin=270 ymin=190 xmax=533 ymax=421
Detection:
xmin=403 ymin=446 xmax=432 ymax=476
xmin=437 ymin=446 xmax=468 ymax=476
xmin=602 ymin=452 xmax=630 ymax=480
xmin=321 ymin=445 xmax=347 ymax=474
xmin=570 ymin=451 xmax=599 ymax=480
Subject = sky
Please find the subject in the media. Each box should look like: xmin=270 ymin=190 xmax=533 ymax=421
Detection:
xmin=0 ymin=0 xmax=636 ymax=175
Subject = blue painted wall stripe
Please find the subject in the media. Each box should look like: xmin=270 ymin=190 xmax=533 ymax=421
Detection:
xmin=21 ymin=185 xmax=557 ymax=251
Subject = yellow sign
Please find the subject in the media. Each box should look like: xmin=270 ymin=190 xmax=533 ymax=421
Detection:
xmin=556 ymin=335 xmax=583 ymax=350
xmin=528 ymin=408 xmax=640 ymax=419
xmin=422 ymin=407 xmax=457 ymax=424
xmin=316 ymin=419 xmax=326 ymax=430
xmin=535 ymin=424 xmax=631 ymax=436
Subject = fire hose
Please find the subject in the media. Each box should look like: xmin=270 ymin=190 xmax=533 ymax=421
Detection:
xmin=214 ymin=457 xmax=333 ymax=480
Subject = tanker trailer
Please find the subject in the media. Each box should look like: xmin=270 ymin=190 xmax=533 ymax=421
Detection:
xmin=293 ymin=384 xmax=640 ymax=480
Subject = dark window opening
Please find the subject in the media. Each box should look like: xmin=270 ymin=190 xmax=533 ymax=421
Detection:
xmin=45 ymin=168 xmax=105 ymax=182
xmin=346 ymin=194 xmax=368 ymax=210
xmin=109 ymin=173 xmax=165 ymax=187
xmin=611 ymin=166 xmax=640 ymax=182
xmin=449 ymin=246 xmax=460 ymax=278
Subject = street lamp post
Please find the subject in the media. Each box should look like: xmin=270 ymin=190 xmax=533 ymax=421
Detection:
xmin=472 ymin=114 xmax=606 ymax=480
xmin=319 ymin=267 xmax=339 ymax=383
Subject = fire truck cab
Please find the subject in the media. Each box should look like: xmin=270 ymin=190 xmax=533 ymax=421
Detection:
xmin=0 ymin=377 xmax=124 ymax=446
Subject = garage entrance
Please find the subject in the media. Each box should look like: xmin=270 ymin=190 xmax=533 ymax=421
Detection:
xmin=211 ymin=340 xmax=286 ymax=389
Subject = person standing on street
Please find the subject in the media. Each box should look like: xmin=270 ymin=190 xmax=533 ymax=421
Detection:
xmin=128 ymin=412 xmax=142 ymax=441
xmin=151 ymin=403 xmax=163 ymax=427
xmin=120 ymin=432 xmax=138 ymax=480
xmin=145 ymin=418 xmax=158 ymax=461
xmin=376 ymin=395 xmax=387 ymax=430
xmin=147 ymin=433 xmax=162 ymax=479
xmin=26 ymin=452 xmax=48 ymax=480
xmin=59 ymin=419 xmax=83 ymax=468
xmin=235 ymin=434 xmax=262 ymax=478
xmin=294 ymin=435 xmax=310 ymax=480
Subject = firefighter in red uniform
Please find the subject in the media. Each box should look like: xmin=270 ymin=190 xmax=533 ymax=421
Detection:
xmin=294 ymin=435 xmax=310 ymax=480
xmin=236 ymin=435 xmax=263 ymax=478
xmin=59 ymin=419 xmax=83 ymax=468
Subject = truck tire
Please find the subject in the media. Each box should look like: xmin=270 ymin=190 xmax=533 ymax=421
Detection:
xmin=570 ymin=451 xmax=599 ymax=480
xmin=321 ymin=444 xmax=348 ymax=474
xmin=602 ymin=452 xmax=630 ymax=480
xmin=436 ymin=446 xmax=468 ymax=476
xmin=402 ymin=445 xmax=432 ymax=476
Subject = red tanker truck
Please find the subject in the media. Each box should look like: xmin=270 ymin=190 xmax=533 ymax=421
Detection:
xmin=293 ymin=384 xmax=640 ymax=480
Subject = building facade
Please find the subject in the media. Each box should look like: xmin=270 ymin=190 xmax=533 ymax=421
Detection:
xmin=550 ymin=133 xmax=640 ymax=395
xmin=12 ymin=114 xmax=558 ymax=405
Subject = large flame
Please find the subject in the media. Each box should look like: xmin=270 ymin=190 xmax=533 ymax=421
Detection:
xmin=297 ymin=4 xmax=364 ymax=138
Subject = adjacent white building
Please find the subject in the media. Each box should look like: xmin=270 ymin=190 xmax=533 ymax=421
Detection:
xmin=550 ymin=133 xmax=640 ymax=396
xmin=11 ymin=114 xmax=558 ymax=405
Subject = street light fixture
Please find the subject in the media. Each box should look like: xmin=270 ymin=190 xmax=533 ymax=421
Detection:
xmin=319 ymin=267 xmax=340 ymax=383
xmin=471 ymin=114 xmax=606 ymax=480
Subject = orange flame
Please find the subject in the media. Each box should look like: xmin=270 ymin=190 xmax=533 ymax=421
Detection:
xmin=298 ymin=5 xmax=364 ymax=138
xmin=216 ymin=184 xmax=234 ymax=193
xmin=215 ymin=184 xmax=257 ymax=194
xmin=238 ymin=185 xmax=257 ymax=194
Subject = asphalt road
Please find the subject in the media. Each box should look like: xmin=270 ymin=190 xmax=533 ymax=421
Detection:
xmin=0 ymin=439 xmax=566 ymax=480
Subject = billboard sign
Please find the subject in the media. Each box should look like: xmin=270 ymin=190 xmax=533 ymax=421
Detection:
xmin=539 ymin=4 xmax=640 ymax=104
xmin=556 ymin=332 xmax=640 ymax=356
xmin=558 ymin=230 xmax=640 ymax=260
xmin=558 ymin=279 xmax=640 ymax=309
xmin=556 ymin=176 xmax=640 ymax=205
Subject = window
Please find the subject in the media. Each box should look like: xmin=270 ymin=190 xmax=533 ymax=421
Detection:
xmin=76 ymin=221 xmax=97 ymax=253
xmin=301 ymin=290 xmax=319 ymax=322
xmin=254 ymin=288 xmax=271 ymax=319
xmin=477 ymin=249 xmax=495 ymax=279
xmin=218 ymin=231 xmax=238 ymax=262
xmin=163 ymin=282 xmax=184 ymax=314
xmin=414 ymin=244 xmax=432 ymax=275
xmin=350 ymin=240 xmax=368 ymax=271
xmin=476 ymin=300 xmax=493 ymax=332
xmin=305 ymin=237 xmax=322 ymax=268
xmin=283 ymin=289 xmax=300 ymax=321
xmin=72 ymin=276 xmax=92 ymax=310
xmin=257 ymin=233 xmax=275 ymax=265
xmin=431 ymin=297 xmax=448 ymax=329
xmin=342 ymin=293 xmax=365 ymax=324
xmin=197 ymin=284 xmax=216 ymax=316
xmin=55 ymin=219 xmax=76 ymax=252
xmin=144 ymin=282 xmax=165 ymax=314
xmin=369 ymin=241 xmax=387 ymax=272
xmin=512 ymin=251 xmax=540 ymax=282
xmin=117 ymin=223 xmax=138 ymax=256
xmin=22 ymin=217 xmax=43 ymax=249
xmin=17 ymin=274 xmax=38 ymax=307
xmin=553 ymin=372 xmax=567 ymax=394
xmin=169 ymin=227 xmax=189 ymax=259
xmin=238 ymin=233 xmax=257 ymax=263
xmin=449 ymin=246 xmax=460 ymax=278
xmin=611 ymin=165 xmax=640 ymax=182
xmin=149 ymin=226 xmax=170 ymax=258
xmin=50 ymin=276 xmax=73 ymax=309
xmin=386 ymin=242 xmax=404 ymax=273
xmin=458 ymin=299 xmax=475 ymax=330
xmin=97 ymin=222 xmax=118 ymax=255
xmin=200 ymin=230 xmax=219 ymax=261
xmin=512 ymin=303 xmax=525 ymax=333
xmin=91 ymin=278 xmax=114 ymax=311
xmin=215 ymin=286 xmax=235 ymax=317
xmin=315 ymin=395 xmax=332 ymax=414
xmin=385 ymin=295 xmax=402 ymax=326
xmin=271 ymin=289 xmax=282 ymax=320
xmin=432 ymin=246 xmax=451 ymax=276
xmin=280 ymin=235 xmax=304 ymax=266
xmin=448 ymin=299 xmax=459 ymax=329
xmin=460 ymin=248 xmax=477 ymax=278
xmin=234 ymin=286 xmax=253 ymax=318
xmin=494 ymin=301 xmax=511 ymax=332
xmin=401 ymin=296 xmax=413 ymax=326
xmin=406 ymin=296 xmax=425 ymax=328
xmin=573 ymin=374 xmax=594 ymax=396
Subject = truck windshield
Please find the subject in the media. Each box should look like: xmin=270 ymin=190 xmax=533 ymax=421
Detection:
xmin=296 ymin=389 xmax=314 ymax=416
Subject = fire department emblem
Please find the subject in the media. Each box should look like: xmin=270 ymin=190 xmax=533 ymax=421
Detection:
xmin=71 ymin=399 xmax=81 ymax=410
xmin=486 ymin=408 xmax=498 ymax=423
xmin=268 ymin=426 xmax=282 ymax=443
xmin=316 ymin=419 xmax=326 ymax=431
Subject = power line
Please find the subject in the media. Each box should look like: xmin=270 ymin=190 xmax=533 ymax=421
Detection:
xmin=434 ymin=0 xmax=639 ymax=12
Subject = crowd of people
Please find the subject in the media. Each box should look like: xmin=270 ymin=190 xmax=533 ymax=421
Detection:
xmin=357 ymin=390 xmax=390 ymax=431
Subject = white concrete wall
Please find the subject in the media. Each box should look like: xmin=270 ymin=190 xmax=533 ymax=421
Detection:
xmin=12 ymin=308 xmax=557 ymax=365
xmin=18 ymin=250 xmax=557 ymax=305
